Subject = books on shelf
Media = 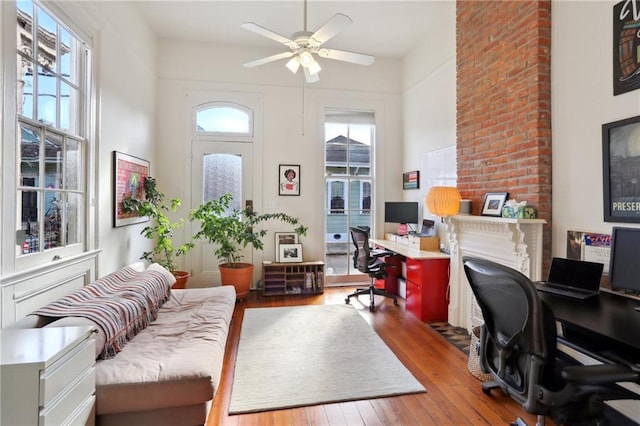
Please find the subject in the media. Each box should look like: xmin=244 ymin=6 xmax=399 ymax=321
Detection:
xmin=316 ymin=271 xmax=324 ymax=291
xmin=305 ymin=273 xmax=313 ymax=291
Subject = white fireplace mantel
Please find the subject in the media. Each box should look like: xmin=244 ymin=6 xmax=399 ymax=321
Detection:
xmin=445 ymin=215 xmax=547 ymax=331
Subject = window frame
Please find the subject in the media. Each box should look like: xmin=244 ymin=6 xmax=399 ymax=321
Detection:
xmin=327 ymin=179 xmax=347 ymax=214
xmin=360 ymin=180 xmax=371 ymax=211
xmin=3 ymin=0 xmax=94 ymax=271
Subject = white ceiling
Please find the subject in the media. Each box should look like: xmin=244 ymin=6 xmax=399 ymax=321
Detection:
xmin=132 ymin=0 xmax=452 ymax=59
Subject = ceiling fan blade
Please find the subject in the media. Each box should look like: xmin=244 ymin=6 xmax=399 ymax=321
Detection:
xmin=243 ymin=51 xmax=295 ymax=68
xmin=310 ymin=13 xmax=352 ymax=45
xmin=304 ymin=67 xmax=320 ymax=83
xmin=241 ymin=22 xmax=294 ymax=46
xmin=320 ymin=48 xmax=375 ymax=66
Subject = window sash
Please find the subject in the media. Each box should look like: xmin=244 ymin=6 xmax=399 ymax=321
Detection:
xmin=13 ymin=0 xmax=90 ymax=263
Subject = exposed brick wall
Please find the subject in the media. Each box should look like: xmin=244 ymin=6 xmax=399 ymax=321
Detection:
xmin=456 ymin=0 xmax=552 ymax=267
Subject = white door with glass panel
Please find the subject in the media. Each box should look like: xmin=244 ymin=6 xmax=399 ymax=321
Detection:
xmin=190 ymin=142 xmax=253 ymax=287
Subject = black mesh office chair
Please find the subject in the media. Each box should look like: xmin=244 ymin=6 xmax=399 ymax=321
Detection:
xmin=462 ymin=256 xmax=640 ymax=426
xmin=345 ymin=226 xmax=398 ymax=312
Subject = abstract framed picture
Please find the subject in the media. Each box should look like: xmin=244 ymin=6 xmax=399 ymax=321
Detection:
xmin=279 ymin=164 xmax=300 ymax=196
xmin=481 ymin=192 xmax=508 ymax=217
xmin=113 ymin=151 xmax=150 ymax=227
xmin=274 ymin=232 xmax=298 ymax=262
xmin=602 ymin=115 xmax=640 ymax=222
xmin=279 ymin=243 xmax=303 ymax=263
xmin=403 ymin=170 xmax=420 ymax=190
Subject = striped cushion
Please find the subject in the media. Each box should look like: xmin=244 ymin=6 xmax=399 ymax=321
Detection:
xmin=33 ymin=267 xmax=171 ymax=359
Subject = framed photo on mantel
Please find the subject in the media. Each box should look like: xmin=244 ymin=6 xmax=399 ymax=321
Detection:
xmin=481 ymin=192 xmax=508 ymax=217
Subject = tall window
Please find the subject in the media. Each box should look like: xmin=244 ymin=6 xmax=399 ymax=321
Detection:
xmin=15 ymin=0 xmax=90 ymax=257
xmin=324 ymin=109 xmax=375 ymax=277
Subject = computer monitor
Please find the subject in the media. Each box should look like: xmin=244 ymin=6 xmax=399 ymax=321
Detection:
xmin=384 ymin=202 xmax=419 ymax=225
xmin=608 ymin=226 xmax=640 ymax=295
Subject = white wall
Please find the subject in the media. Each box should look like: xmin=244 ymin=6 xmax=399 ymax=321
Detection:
xmin=154 ymin=40 xmax=403 ymax=270
xmin=71 ymin=1 xmax=159 ymax=276
xmin=551 ymin=1 xmax=640 ymax=256
xmin=400 ymin=1 xmax=456 ymax=227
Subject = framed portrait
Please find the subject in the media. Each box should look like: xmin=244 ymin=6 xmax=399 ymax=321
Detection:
xmin=402 ymin=170 xmax=420 ymax=190
xmin=274 ymin=232 xmax=299 ymax=262
xmin=279 ymin=164 xmax=300 ymax=196
xmin=602 ymin=115 xmax=640 ymax=222
xmin=113 ymin=151 xmax=150 ymax=227
xmin=481 ymin=192 xmax=508 ymax=217
xmin=279 ymin=243 xmax=303 ymax=263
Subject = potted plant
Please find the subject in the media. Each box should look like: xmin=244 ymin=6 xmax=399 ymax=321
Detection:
xmin=122 ymin=177 xmax=195 ymax=289
xmin=189 ymin=193 xmax=307 ymax=299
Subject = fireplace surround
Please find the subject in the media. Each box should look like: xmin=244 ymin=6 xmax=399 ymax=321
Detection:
xmin=445 ymin=215 xmax=547 ymax=330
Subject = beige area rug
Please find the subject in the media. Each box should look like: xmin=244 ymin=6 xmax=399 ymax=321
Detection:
xmin=228 ymin=304 xmax=425 ymax=414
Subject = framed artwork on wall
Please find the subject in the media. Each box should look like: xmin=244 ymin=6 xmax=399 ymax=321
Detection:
xmin=613 ymin=1 xmax=640 ymax=96
xmin=113 ymin=151 xmax=150 ymax=227
xmin=602 ymin=115 xmax=640 ymax=223
xmin=403 ymin=170 xmax=420 ymax=190
xmin=274 ymin=232 xmax=298 ymax=262
xmin=481 ymin=192 xmax=508 ymax=217
xmin=279 ymin=164 xmax=300 ymax=196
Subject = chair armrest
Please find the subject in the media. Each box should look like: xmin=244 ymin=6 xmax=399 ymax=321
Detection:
xmin=371 ymin=249 xmax=394 ymax=258
xmin=561 ymin=364 xmax=640 ymax=386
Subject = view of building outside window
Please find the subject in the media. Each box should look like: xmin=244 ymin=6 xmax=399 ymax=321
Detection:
xmin=324 ymin=113 xmax=375 ymax=277
xmin=16 ymin=0 xmax=88 ymax=256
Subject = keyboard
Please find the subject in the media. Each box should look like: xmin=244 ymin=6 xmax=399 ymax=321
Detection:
xmin=535 ymin=282 xmax=597 ymax=300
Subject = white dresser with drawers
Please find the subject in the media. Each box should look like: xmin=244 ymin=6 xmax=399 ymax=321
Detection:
xmin=1 ymin=326 xmax=96 ymax=426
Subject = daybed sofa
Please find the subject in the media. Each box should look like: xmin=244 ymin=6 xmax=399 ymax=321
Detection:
xmin=10 ymin=263 xmax=236 ymax=426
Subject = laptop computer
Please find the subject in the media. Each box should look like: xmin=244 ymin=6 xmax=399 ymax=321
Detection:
xmin=535 ymin=257 xmax=603 ymax=299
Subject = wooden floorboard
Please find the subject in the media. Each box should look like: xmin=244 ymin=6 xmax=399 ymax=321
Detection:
xmin=207 ymin=286 xmax=538 ymax=425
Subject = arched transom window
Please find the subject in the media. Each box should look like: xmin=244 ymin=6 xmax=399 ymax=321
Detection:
xmin=194 ymin=102 xmax=252 ymax=136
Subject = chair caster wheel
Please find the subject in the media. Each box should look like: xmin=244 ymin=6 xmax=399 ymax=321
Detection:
xmin=345 ymin=298 xmax=350 ymax=304
xmin=369 ymin=304 xmax=375 ymax=312
xmin=393 ymin=299 xmax=398 ymax=305
xmin=482 ymin=387 xmax=492 ymax=395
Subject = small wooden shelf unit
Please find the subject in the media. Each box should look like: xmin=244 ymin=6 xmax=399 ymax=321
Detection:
xmin=262 ymin=261 xmax=325 ymax=296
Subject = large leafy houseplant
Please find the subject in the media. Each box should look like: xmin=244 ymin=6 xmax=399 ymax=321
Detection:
xmin=122 ymin=177 xmax=195 ymax=284
xmin=189 ymin=193 xmax=308 ymax=267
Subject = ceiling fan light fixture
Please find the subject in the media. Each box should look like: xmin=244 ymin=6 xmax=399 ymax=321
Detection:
xmin=307 ymin=58 xmax=321 ymax=75
xmin=303 ymin=67 xmax=320 ymax=83
xmin=300 ymin=51 xmax=314 ymax=67
xmin=241 ymin=0 xmax=375 ymax=84
xmin=286 ymin=56 xmax=301 ymax=73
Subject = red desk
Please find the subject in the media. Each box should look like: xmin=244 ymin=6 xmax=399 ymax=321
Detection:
xmin=370 ymin=238 xmax=450 ymax=322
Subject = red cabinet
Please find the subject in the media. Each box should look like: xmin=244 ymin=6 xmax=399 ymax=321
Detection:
xmin=375 ymin=254 xmax=402 ymax=294
xmin=405 ymin=257 xmax=450 ymax=322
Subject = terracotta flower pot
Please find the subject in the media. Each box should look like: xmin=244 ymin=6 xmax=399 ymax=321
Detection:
xmin=172 ymin=270 xmax=190 ymax=289
xmin=219 ymin=263 xmax=253 ymax=300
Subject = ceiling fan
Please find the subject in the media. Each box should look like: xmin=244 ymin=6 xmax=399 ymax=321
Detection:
xmin=241 ymin=0 xmax=375 ymax=83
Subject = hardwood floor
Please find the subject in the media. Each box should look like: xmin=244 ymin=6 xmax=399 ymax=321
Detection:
xmin=206 ymin=286 xmax=537 ymax=425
